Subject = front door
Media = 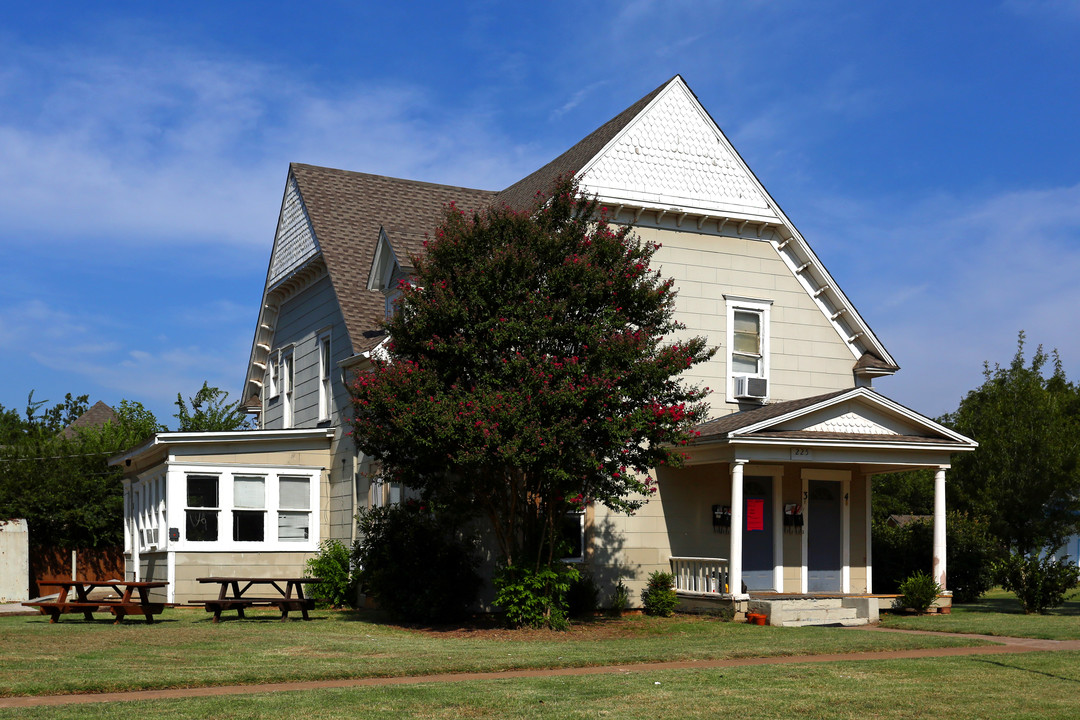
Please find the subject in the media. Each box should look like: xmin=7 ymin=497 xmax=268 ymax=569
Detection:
xmin=807 ymin=479 xmax=842 ymax=592
xmin=742 ymin=476 xmax=774 ymax=591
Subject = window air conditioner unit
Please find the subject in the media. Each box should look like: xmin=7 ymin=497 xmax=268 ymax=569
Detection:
xmin=734 ymin=376 xmax=768 ymax=401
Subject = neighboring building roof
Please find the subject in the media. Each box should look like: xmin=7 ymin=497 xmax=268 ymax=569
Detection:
xmin=887 ymin=514 xmax=932 ymax=527
xmin=290 ymin=164 xmax=497 ymax=355
xmin=61 ymin=401 xmax=117 ymax=439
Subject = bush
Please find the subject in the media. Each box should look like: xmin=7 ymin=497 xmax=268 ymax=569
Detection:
xmin=566 ymin=571 xmax=599 ymax=618
xmin=872 ymin=512 xmax=999 ymax=603
xmin=494 ymin=562 xmax=579 ymax=630
xmin=609 ymin=579 xmax=630 ymax=615
xmin=897 ymin=570 xmax=942 ymax=614
xmin=353 ymin=502 xmax=481 ymax=623
xmin=641 ymin=571 xmax=678 ymax=617
xmin=993 ymin=551 xmax=1080 ymax=614
xmin=305 ymin=539 xmax=356 ymax=608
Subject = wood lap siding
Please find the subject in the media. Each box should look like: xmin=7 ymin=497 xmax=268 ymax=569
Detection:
xmin=267 ymin=275 xmax=353 ymax=430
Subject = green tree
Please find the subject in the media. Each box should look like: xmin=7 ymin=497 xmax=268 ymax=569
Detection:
xmin=349 ymin=177 xmax=715 ymax=571
xmin=944 ymin=333 xmax=1080 ymax=555
xmin=871 ymin=468 xmax=934 ymax=524
xmin=174 ymin=382 xmax=252 ymax=432
xmin=0 ymin=394 xmax=162 ymax=549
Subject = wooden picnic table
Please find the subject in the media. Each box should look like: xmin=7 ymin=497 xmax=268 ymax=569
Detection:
xmin=194 ymin=577 xmax=323 ymax=622
xmin=23 ymin=580 xmax=168 ymax=624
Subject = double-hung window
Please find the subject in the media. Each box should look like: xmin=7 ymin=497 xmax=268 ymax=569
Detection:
xmin=278 ymin=476 xmax=311 ymax=542
xmin=233 ymin=475 xmax=266 ymax=542
xmin=318 ymin=332 xmax=332 ymax=422
xmin=725 ymin=296 xmax=772 ymax=402
xmin=268 ymin=355 xmax=279 ymax=398
xmin=186 ymin=475 xmax=219 ymax=542
xmin=560 ymin=509 xmax=586 ymax=562
xmin=281 ymin=350 xmax=294 ymax=428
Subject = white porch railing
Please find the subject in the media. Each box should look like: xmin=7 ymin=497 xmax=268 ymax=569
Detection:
xmin=669 ymin=556 xmax=730 ymax=595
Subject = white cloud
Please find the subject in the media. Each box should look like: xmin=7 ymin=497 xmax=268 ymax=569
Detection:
xmin=816 ymin=181 xmax=1080 ymax=417
xmin=0 ymin=40 xmax=534 ymax=250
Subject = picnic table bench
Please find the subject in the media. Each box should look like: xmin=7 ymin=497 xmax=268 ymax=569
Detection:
xmin=23 ymin=580 xmax=168 ymax=624
xmin=193 ymin=577 xmax=323 ymax=622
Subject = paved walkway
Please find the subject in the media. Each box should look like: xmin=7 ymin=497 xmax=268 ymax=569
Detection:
xmin=2 ymin=628 xmax=1078 ymax=709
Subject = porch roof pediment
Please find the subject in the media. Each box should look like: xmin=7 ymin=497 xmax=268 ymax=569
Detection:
xmin=693 ymin=388 xmax=976 ymax=451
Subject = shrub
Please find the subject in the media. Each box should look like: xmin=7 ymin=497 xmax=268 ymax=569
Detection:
xmin=641 ymin=570 xmax=678 ymax=617
xmin=872 ymin=512 xmax=999 ymax=603
xmin=609 ymin=579 xmax=630 ymax=615
xmin=993 ymin=551 xmax=1080 ymax=614
xmin=566 ymin=571 xmax=600 ymax=618
xmin=305 ymin=539 xmax=356 ymax=608
xmin=353 ymin=502 xmax=481 ymax=623
xmin=897 ymin=571 xmax=942 ymax=614
xmin=494 ymin=562 xmax=579 ymax=630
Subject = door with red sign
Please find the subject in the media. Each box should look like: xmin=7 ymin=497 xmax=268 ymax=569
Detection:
xmin=742 ymin=476 xmax=774 ymax=591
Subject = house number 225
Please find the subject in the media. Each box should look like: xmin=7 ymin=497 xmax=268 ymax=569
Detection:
xmin=790 ymin=448 xmax=811 ymax=459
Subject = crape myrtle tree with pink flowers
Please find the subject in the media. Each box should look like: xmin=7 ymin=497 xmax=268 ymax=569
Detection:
xmin=348 ymin=176 xmax=714 ymax=584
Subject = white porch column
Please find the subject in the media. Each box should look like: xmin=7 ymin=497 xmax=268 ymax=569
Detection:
xmin=729 ymin=460 xmax=747 ymax=598
xmin=932 ymin=467 xmax=947 ymax=592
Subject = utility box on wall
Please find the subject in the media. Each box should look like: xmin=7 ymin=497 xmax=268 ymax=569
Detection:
xmin=0 ymin=519 xmax=30 ymax=602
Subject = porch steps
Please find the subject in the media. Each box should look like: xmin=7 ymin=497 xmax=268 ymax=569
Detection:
xmin=748 ymin=596 xmax=879 ymax=627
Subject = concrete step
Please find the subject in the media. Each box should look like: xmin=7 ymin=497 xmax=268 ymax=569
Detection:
xmin=749 ymin=596 xmax=879 ymax=627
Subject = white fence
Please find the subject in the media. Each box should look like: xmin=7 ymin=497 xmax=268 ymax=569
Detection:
xmin=669 ymin=556 xmax=729 ymax=596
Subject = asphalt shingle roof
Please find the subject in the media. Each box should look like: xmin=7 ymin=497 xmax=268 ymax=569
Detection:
xmin=290 ymin=164 xmax=496 ymax=353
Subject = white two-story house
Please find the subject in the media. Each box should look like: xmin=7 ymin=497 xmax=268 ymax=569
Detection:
xmin=115 ymin=75 xmax=975 ymax=622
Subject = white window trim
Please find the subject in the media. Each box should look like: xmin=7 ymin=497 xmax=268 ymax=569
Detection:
xmin=165 ymin=465 xmax=321 ymax=553
xmin=724 ymin=295 xmax=772 ymax=403
xmin=317 ymin=330 xmax=332 ymax=422
xmin=561 ymin=508 xmax=587 ymax=563
xmin=268 ymin=354 xmax=279 ymax=399
xmin=281 ymin=348 xmax=294 ymax=429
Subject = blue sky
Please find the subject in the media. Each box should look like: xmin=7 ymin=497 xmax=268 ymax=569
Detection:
xmin=2 ymin=1 xmax=1079 ymax=426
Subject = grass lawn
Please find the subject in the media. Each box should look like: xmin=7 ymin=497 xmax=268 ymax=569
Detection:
xmin=2 ymin=651 xmax=1078 ymax=719
xmin=0 ymin=608 xmax=984 ymax=698
xmin=880 ymin=588 xmax=1080 ymax=640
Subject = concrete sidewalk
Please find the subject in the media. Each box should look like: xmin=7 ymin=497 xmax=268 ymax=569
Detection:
xmin=2 ymin=628 xmax=1078 ymax=709
xmin=0 ymin=601 xmax=37 ymax=617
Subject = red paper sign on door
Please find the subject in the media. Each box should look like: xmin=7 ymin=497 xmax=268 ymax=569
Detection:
xmin=746 ymin=497 xmax=765 ymax=532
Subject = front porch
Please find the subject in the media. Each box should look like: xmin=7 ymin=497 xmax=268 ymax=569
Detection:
xmin=669 ymin=555 xmax=905 ymax=625
xmin=653 ymin=389 xmax=977 ymax=626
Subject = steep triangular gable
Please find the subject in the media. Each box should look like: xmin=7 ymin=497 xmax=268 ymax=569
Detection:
xmin=578 ymin=80 xmax=780 ymax=224
xmin=526 ymin=75 xmax=896 ymax=372
xmin=268 ymin=176 xmax=321 ymax=287
xmin=243 ymin=170 xmax=330 ymax=408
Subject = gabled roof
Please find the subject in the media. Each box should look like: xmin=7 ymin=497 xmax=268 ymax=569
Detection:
xmin=245 ymin=75 xmax=904 ymax=404
xmin=290 ymin=164 xmax=497 ymax=354
xmin=693 ymin=388 xmax=976 ymax=449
